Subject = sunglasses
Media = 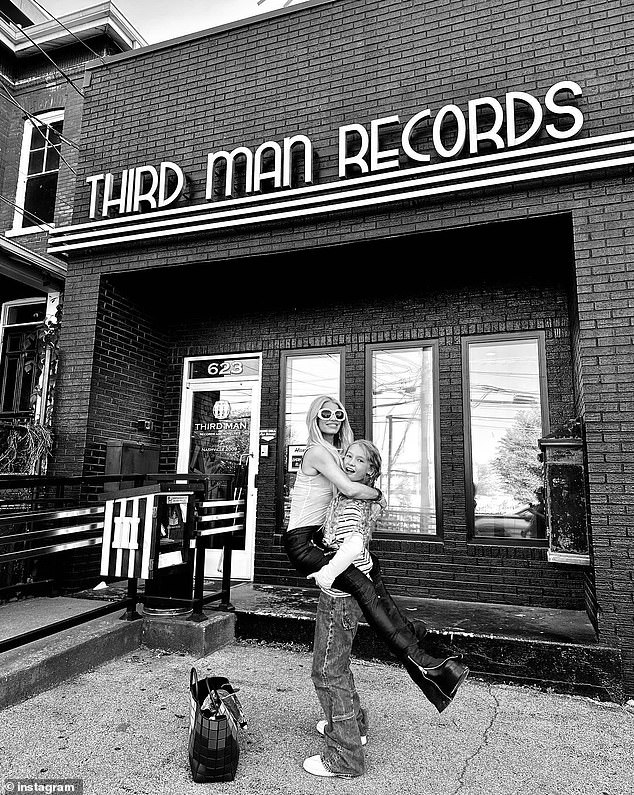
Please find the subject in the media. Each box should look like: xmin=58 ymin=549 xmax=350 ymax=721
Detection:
xmin=318 ymin=407 xmax=346 ymax=422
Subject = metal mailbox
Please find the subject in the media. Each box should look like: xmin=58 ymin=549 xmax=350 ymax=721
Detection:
xmin=100 ymin=484 xmax=195 ymax=580
xmin=538 ymin=425 xmax=590 ymax=566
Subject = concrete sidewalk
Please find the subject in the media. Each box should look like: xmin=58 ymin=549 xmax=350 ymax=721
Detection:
xmin=1 ymin=639 xmax=632 ymax=795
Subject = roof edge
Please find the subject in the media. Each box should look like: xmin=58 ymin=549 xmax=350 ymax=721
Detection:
xmin=0 ymin=235 xmax=66 ymax=283
xmin=0 ymin=1 xmax=147 ymax=54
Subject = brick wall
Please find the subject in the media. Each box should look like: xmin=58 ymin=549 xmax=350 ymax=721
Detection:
xmin=572 ymin=189 xmax=634 ymax=693
xmin=84 ymin=277 xmax=168 ymax=474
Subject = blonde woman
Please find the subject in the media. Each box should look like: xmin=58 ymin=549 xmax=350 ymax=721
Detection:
xmin=283 ymin=397 xmax=469 ymax=724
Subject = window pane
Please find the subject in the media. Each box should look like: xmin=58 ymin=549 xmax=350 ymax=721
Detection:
xmin=0 ymin=328 xmax=37 ymax=414
xmin=48 ymin=122 xmax=63 ymax=147
xmin=0 ymin=357 xmax=18 ymax=412
xmin=23 ymin=173 xmax=57 ymax=225
xmin=282 ymin=353 xmax=341 ymax=529
xmin=468 ymin=339 xmax=546 ymax=539
xmin=372 ymin=346 xmax=436 ymax=534
xmin=6 ymin=303 xmax=46 ymax=325
xmin=27 ymin=148 xmax=45 ymax=175
xmin=18 ymin=352 xmax=35 ymax=412
xmin=45 ymin=148 xmax=60 ymax=172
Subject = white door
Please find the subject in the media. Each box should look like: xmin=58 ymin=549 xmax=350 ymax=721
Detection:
xmin=177 ymin=355 xmax=261 ymax=580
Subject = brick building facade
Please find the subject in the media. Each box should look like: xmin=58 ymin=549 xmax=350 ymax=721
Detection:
xmin=47 ymin=0 xmax=634 ymax=697
xmin=0 ymin=1 xmax=143 ymax=470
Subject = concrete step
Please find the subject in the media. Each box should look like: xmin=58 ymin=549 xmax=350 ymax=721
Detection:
xmin=230 ymin=584 xmax=624 ymax=703
xmin=2 ymin=581 xmax=621 ymax=710
xmin=0 ymin=598 xmax=143 ymax=711
xmin=0 ymin=596 xmax=236 ymax=710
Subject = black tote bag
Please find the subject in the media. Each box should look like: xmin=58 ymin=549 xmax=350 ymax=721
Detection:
xmin=188 ymin=668 xmax=247 ymax=783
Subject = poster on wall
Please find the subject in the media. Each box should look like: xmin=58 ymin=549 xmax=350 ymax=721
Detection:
xmin=287 ymin=444 xmax=307 ymax=472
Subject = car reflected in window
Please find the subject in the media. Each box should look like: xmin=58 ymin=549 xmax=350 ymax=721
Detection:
xmin=474 ymin=503 xmax=546 ymax=539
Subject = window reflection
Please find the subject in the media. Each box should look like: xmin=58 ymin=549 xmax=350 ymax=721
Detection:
xmin=371 ymin=346 xmax=436 ymax=534
xmin=467 ymin=338 xmax=546 ymax=540
xmin=282 ymin=353 xmax=341 ymax=529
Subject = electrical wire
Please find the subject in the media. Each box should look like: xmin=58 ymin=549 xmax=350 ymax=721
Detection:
xmin=1 ymin=148 xmax=78 ymax=219
xmin=0 ymin=192 xmax=54 ymax=230
xmin=27 ymin=0 xmax=108 ymax=66
xmin=16 ymin=22 xmax=85 ymax=97
xmin=0 ymin=9 xmax=84 ymax=97
xmin=0 ymin=82 xmax=79 ymax=151
xmin=0 ymin=87 xmax=79 ymax=189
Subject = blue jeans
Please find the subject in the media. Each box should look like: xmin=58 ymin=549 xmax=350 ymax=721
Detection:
xmin=311 ymin=591 xmax=368 ymax=777
xmin=284 ymin=526 xmax=430 ymax=662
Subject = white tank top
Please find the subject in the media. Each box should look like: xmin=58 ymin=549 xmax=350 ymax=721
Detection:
xmin=287 ymin=444 xmax=340 ymax=531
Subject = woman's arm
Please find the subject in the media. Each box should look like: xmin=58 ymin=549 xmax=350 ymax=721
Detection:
xmin=307 ymin=533 xmax=364 ymax=590
xmin=305 ymin=445 xmax=381 ymax=500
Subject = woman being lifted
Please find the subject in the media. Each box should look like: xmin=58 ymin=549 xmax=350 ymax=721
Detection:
xmin=283 ymin=395 xmax=469 ymax=713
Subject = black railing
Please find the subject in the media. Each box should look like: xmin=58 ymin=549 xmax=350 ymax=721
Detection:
xmin=0 ymin=472 xmax=246 ymax=653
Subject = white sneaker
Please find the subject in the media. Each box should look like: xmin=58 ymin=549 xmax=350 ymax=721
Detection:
xmin=303 ymin=755 xmax=336 ymax=777
xmin=316 ymin=719 xmax=367 ymax=746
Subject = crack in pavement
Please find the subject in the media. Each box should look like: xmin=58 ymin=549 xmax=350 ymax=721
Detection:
xmin=450 ymin=683 xmax=501 ymax=795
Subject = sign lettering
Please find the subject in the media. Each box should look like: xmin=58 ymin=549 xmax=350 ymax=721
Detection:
xmin=85 ymin=80 xmax=583 ymax=219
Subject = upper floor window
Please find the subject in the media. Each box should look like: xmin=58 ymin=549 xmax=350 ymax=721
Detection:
xmin=463 ymin=334 xmax=548 ymax=541
xmin=0 ymin=299 xmax=46 ymax=414
xmin=368 ymin=343 xmax=439 ymax=535
xmin=13 ymin=110 xmax=64 ymax=231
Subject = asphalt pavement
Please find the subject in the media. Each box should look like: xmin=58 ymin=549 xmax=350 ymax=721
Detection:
xmin=1 ymin=639 xmax=633 ymax=795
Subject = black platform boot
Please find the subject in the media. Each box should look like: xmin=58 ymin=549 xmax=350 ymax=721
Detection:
xmin=404 ymin=655 xmax=470 ymax=714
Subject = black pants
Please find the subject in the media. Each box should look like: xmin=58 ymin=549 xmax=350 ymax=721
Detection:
xmin=283 ymin=525 xmax=434 ymax=665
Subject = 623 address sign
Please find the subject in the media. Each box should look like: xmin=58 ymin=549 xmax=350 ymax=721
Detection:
xmin=189 ymin=357 xmax=260 ymax=380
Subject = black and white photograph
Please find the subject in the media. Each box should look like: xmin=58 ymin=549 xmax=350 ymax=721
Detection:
xmin=0 ymin=1 xmax=632 ymax=793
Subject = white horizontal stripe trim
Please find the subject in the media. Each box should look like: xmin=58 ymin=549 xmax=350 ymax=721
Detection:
xmin=49 ymin=141 xmax=634 ymax=247
xmin=197 ymin=524 xmax=245 ymax=537
xmin=198 ymin=511 xmax=245 ymax=523
xmin=48 ymin=153 xmax=634 ymax=253
xmin=48 ymin=129 xmax=634 ymax=238
xmin=199 ymin=499 xmax=245 ymax=508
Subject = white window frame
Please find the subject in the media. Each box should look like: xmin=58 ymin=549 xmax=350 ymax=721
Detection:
xmin=10 ymin=109 xmax=63 ymax=235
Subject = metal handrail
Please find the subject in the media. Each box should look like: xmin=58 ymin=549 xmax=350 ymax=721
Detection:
xmin=191 ymin=496 xmax=247 ymax=617
xmin=0 ymin=505 xmax=103 ymax=529
xmin=0 ymin=472 xmax=247 ymax=650
xmin=0 ymin=522 xmax=104 ymax=546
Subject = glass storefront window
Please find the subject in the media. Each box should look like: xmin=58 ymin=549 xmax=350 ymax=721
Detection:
xmin=370 ymin=345 xmax=437 ymax=535
xmin=465 ymin=335 xmax=547 ymax=540
xmin=281 ymin=351 xmax=342 ymax=529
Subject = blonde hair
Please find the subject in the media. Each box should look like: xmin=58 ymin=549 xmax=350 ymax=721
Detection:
xmin=305 ymin=395 xmax=353 ymax=456
xmin=345 ymin=439 xmax=382 ymax=485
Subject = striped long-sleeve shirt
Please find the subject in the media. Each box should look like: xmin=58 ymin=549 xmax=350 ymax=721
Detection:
xmin=320 ymin=495 xmax=377 ymax=598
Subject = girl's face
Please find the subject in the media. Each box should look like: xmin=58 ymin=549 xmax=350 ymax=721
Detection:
xmin=343 ymin=443 xmax=373 ymax=483
xmin=317 ymin=400 xmax=345 ymax=438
